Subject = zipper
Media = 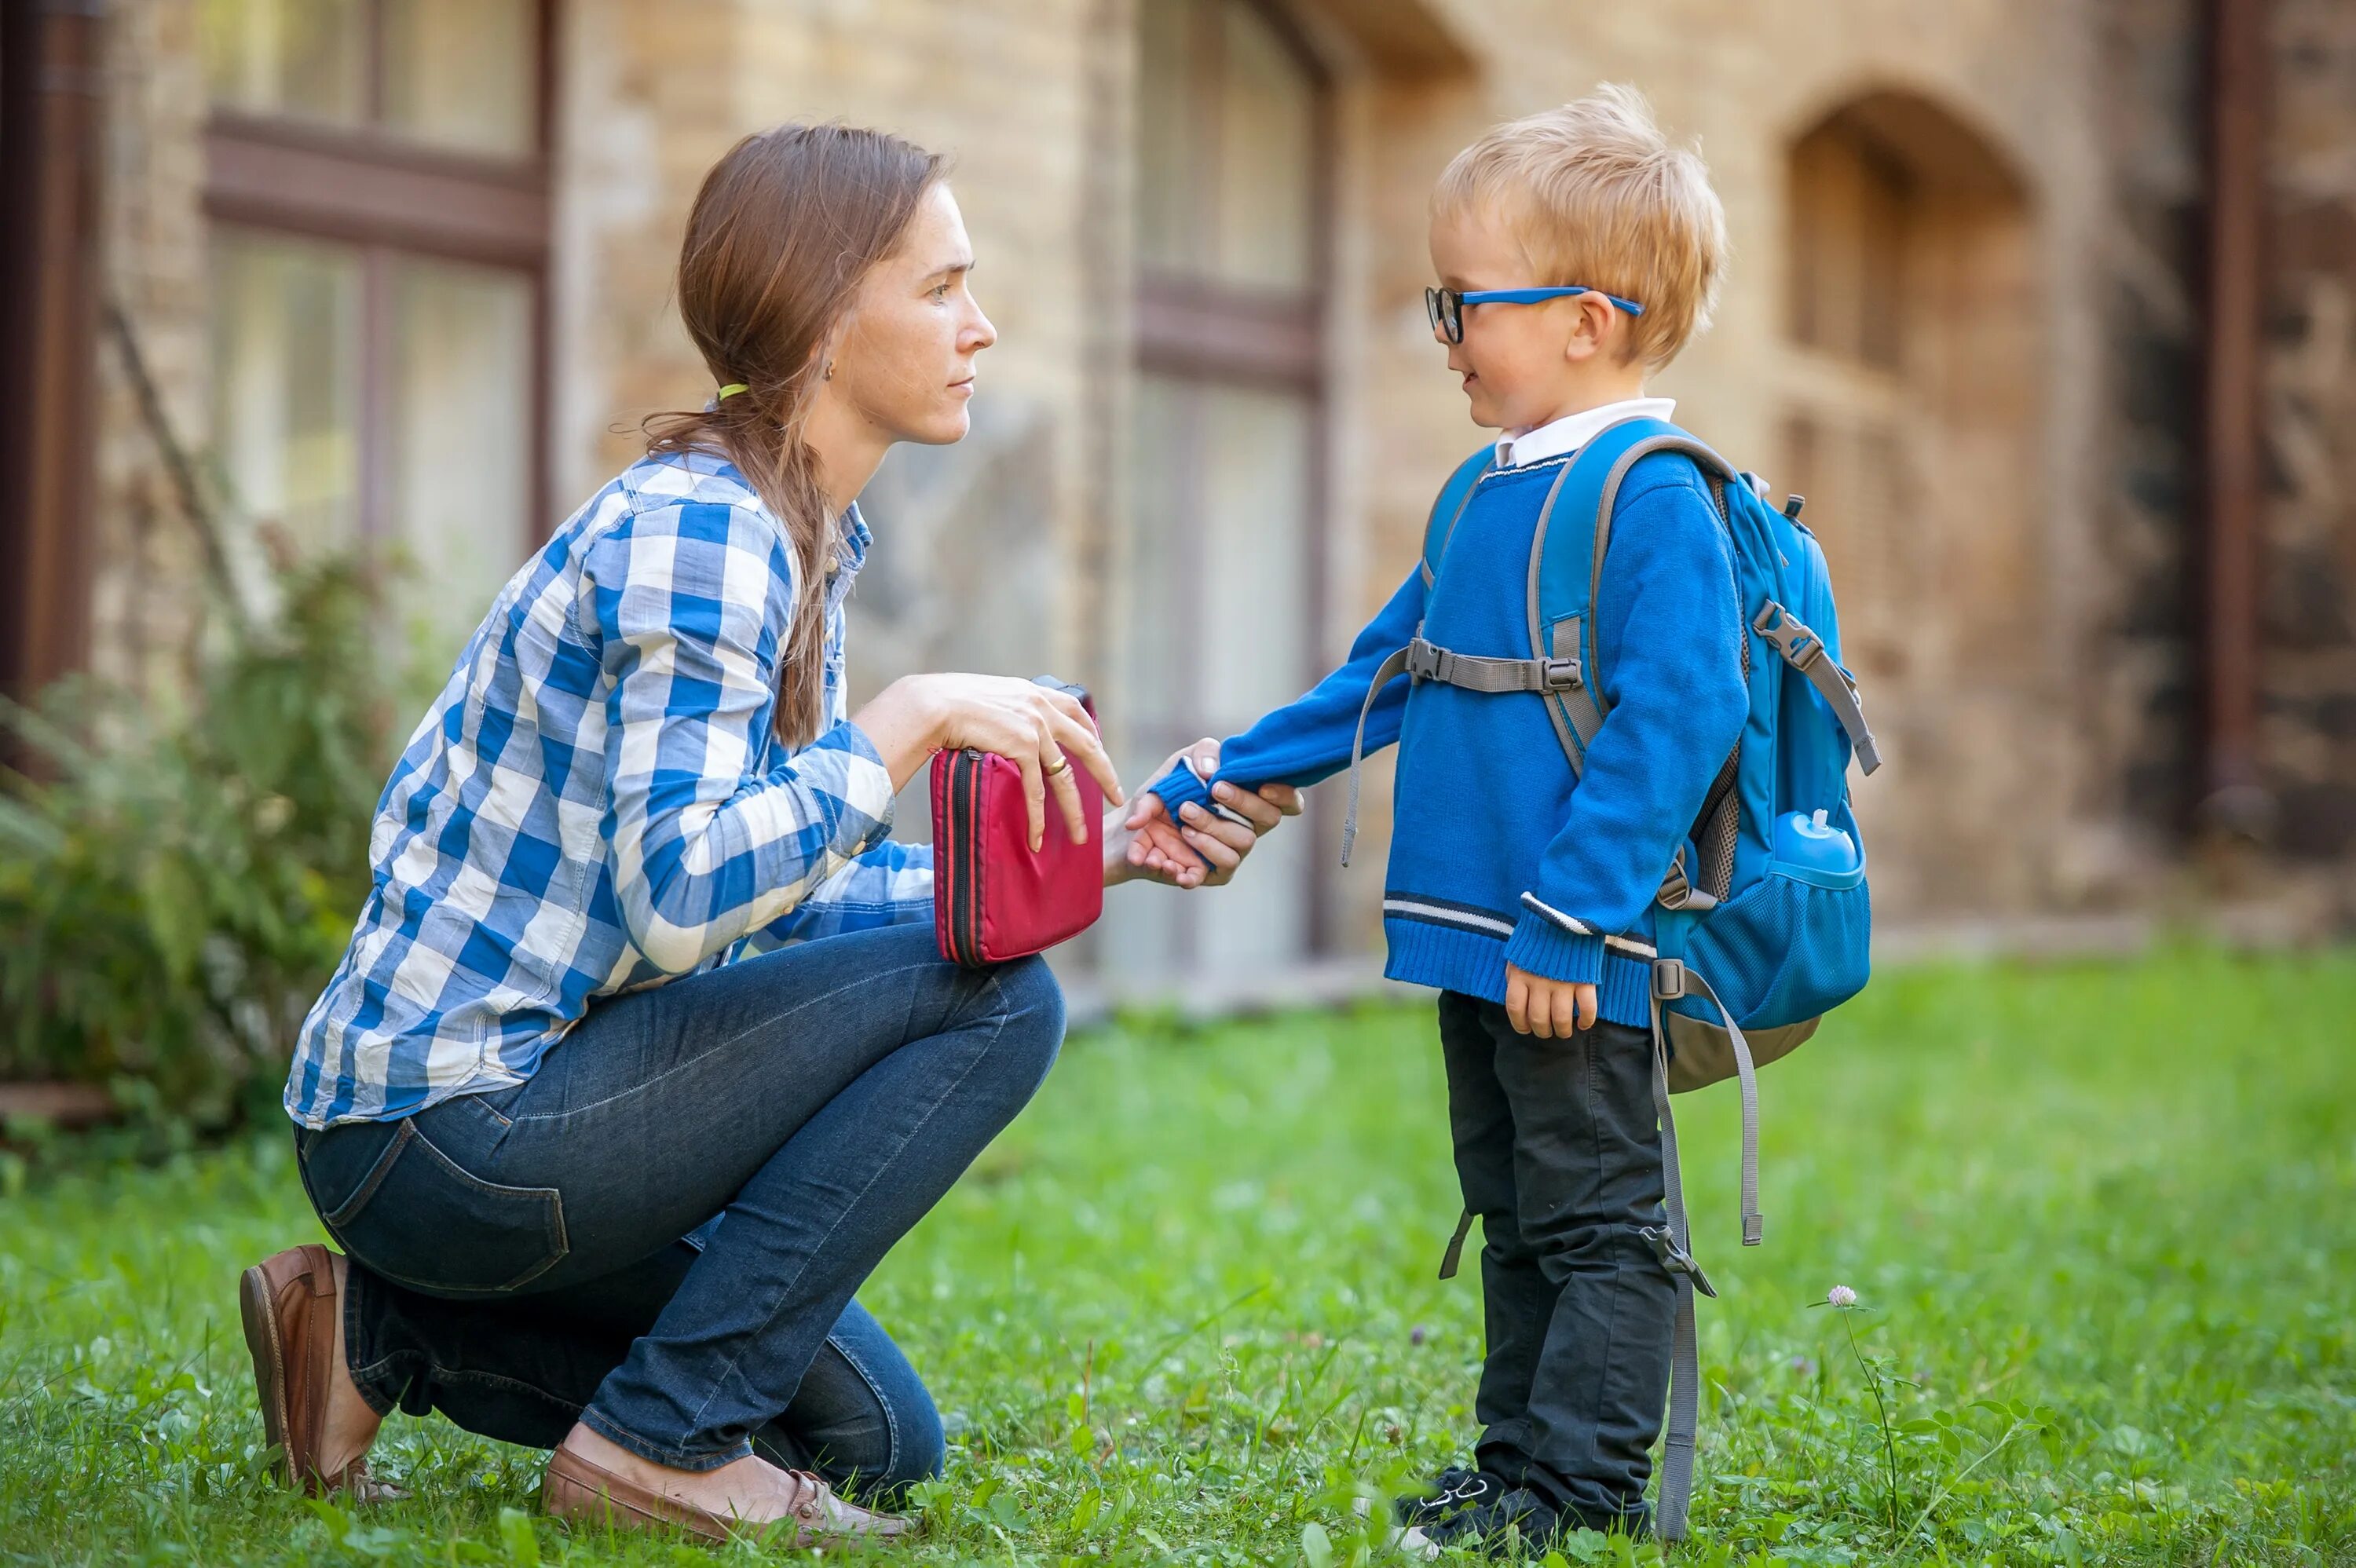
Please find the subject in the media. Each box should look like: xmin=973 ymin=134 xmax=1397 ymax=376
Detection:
xmin=953 ymin=749 xmax=982 ymax=964
xmin=935 ymin=753 xmax=960 ymax=963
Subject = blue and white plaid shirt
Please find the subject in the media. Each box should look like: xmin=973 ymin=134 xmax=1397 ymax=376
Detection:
xmin=287 ymin=448 xmax=932 ymax=1128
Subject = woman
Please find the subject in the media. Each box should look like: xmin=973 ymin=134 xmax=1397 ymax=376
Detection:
xmin=239 ymin=123 xmax=1298 ymax=1544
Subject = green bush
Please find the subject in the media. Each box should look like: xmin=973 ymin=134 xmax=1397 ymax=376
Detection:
xmin=0 ymin=555 xmax=398 ymax=1136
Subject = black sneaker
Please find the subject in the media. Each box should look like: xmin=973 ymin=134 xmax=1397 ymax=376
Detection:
xmin=1414 ymin=1486 xmax=1563 ymax=1559
xmin=1391 ymin=1464 xmax=1505 ymax=1529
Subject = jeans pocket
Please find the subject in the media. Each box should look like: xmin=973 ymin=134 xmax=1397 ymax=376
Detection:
xmin=321 ymin=1120 xmax=569 ymax=1295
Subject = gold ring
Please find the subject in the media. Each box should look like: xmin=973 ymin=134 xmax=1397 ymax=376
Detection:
xmin=1043 ymin=755 xmax=1070 ymax=778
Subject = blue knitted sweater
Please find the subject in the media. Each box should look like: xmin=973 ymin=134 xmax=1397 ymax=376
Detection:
xmin=1149 ymin=448 xmax=1748 ymax=1028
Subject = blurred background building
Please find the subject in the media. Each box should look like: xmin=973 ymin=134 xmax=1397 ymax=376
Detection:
xmin=3 ymin=0 xmax=2351 ymax=1002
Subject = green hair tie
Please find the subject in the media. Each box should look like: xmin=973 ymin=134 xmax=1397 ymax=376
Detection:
xmin=716 ymin=382 xmax=748 ymax=400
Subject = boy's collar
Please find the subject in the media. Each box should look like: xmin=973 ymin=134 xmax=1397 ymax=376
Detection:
xmin=1495 ymin=397 xmax=1677 ymax=470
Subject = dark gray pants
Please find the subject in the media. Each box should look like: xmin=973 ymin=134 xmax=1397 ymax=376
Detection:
xmin=1437 ymin=992 xmax=1674 ymax=1529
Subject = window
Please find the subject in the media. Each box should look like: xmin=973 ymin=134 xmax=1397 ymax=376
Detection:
xmin=200 ymin=0 xmax=549 ymax=666
xmin=1103 ymin=0 xmax=1327 ymax=981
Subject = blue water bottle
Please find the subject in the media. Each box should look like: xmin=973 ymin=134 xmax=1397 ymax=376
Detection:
xmin=1774 ymin=808 xmax=1860 ymax=875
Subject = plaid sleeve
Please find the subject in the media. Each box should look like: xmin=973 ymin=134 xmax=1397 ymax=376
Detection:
xmin=730 ymin=840 xmax=936 ymax=958
xmin=588 ymin=499 xmax=898 ymax=974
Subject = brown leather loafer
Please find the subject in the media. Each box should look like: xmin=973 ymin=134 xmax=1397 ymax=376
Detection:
xmin=543 ymin=1443 xmax=913 ymax=1547
xmin=240 ymin=1244 xmax=394 ymax=1499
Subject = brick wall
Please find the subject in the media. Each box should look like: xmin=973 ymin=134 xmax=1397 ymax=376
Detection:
xmin=2093 ymin=0 xmax=2356 ymax=893
xmin=72 ymin=0 xmax=2351 ymax=962
xmin=90 ymin=0 xmax=209 ymax=704
xmin=2092 ymin=0 xmax=2203 ymax=857
xmin=2265 ymin=0 xmax=2356 ymax=864
xmin=554 ymin=0 xmax=1109 ymax=693
xmin=1343 ymin=0 xmax=2114 ymax=920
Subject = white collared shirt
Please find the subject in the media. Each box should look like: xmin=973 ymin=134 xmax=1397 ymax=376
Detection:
xmin=1495 ymin=396 xmax=1678 ymax=469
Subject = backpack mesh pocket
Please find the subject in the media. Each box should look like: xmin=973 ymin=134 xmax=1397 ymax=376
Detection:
xmin=1679 ymin=864 xmax=1871 ymax=1030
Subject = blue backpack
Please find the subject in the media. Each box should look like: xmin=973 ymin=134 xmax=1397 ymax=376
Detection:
xmin=1400 ymin=416 xmax=1880 ymax=1538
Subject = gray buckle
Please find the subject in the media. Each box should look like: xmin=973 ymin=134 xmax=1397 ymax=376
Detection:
xmin=1652 ymin=958 xmax=1687 ymax=1000
xmin=1752 ymin=603 xmax=1824 ymax=670
xmin=1658 ymin=875 xmax=1718 ymax=914
xmin=1640 ymin=1225 xmax=1718 ymax=1298
xmin=1656 ymin=851 xmax=1718 ymax=912
xmin=1542 ymin=656 xmax=1582 ymax=691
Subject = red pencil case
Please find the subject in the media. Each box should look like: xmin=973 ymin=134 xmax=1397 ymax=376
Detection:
xmin=931 ymin=680 xmax=1105 ymax=967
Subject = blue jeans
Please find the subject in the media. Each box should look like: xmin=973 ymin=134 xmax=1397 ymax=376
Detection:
xmin=293 ymin=924 xmax=1064 ymax=1497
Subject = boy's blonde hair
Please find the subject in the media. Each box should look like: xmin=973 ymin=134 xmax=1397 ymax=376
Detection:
xmin=1432 ymin=85 xmax=1725 ymax=371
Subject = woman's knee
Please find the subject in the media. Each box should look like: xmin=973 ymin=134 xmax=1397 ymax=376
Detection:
xmin=787 ymin=1390 xmax=943 ymax=1505
xmin=774 ymin=1313 xmax=946 ymax=1502
xmin=979 ymin=954 xmax=1064 ymax=1084
xmin=883 ymin=1384 xmax=947 ymax=1497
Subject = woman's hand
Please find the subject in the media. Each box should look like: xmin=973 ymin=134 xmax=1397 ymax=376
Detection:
xmin=1106 ymin=740 xmax=1303 ymax=890
xmin=853 ymin=674 xmax=1124 ymax=852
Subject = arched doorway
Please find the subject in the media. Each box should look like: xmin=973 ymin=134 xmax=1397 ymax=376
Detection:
xmin=1780 ymin=91 xmax=2040 ymax=913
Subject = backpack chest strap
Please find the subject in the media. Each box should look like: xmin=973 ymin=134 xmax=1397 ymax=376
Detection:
xmin=1337 ymin=634 xmax=1592 ymax=866
xmin=1402 ymin=635 xmax=1582 ymax=694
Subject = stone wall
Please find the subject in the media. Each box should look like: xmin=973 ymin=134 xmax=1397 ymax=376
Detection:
xmin=548 ymin=0 xmax=2138 ymax=936
xmin=70 ymin=0 xmax=2351 ymax=970
xmin=2265 ymin=0 xmax=2356 ymax=864
xmin=90 ymin=0 xmax=210 ymax=706
xmin=553 ymin=0 xmax=1111 ymax=695
xmin=2087 ymin=0 xmax=2204 ymax=895
xmin=2092 ymin=0 xmax=2356 ymax=894
xmin=1342 ymin=0 xmax=2113 ymax=923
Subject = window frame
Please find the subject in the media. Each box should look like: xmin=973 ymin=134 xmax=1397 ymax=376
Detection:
xmin=1128 ymin=0 xmax=1337 ymax=956
xmin=200 ymin=0 xmax=557 ymax=555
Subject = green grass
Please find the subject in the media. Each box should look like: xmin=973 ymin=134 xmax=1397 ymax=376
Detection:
xmin=4 ymin=945 xmax=2354 ymax=1566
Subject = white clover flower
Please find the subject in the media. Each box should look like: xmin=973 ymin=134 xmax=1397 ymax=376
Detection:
xmin=1827 ymin=1284 xmax=1859 ymax=1310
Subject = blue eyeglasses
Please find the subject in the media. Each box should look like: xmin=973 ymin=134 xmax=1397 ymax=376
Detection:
xmin=1425 ymin=284 xmax=1646 ymax=343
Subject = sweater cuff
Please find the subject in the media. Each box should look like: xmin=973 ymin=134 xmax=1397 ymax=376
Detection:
xmin=1147 ymin=762 xmax=1216 ymax=818
xmin=1504 ymin=908 xmax=1606 ymax=985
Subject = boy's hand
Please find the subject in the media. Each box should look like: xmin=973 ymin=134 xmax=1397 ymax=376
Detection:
xmin=1504 ymin=963 xmax=1598 ymax=1038
xmin=1106 ymin=740 xmax=1301 ymax=890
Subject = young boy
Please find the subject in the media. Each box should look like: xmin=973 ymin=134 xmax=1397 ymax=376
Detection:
xmin=1146 ymin=87 xmax=1745 ymax=1548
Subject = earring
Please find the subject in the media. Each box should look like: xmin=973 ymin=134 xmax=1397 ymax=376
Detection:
xmin=823 ymin=360 xmax=835 ymax=382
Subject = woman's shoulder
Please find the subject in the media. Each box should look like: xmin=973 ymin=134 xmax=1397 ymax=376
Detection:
xmin=555 ymin=450 xmax=801 ymax=616
xmin=555 ymin=448 xmax=787 ymax=559
xmin=592 ymin=448 xmax=862 ymax=579
xmin=616 ymin=446 xmax=767 ymax=521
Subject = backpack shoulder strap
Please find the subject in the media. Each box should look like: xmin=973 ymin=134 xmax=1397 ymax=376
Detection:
xmin=1420 ymin=445 xmax=1498 ymax=588
xmin=1339 ymin=444 xmax=1495 ymax=867
xmin=1527 ymin=417 xmax=1739 ymax=774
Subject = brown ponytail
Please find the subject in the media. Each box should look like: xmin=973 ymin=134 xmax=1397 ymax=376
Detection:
xmin=646 ymin=123 xmax=945 ymax=747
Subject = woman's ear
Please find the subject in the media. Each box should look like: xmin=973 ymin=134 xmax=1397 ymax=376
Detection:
xmin=805 ymin=326 xmax=839 ymax=383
